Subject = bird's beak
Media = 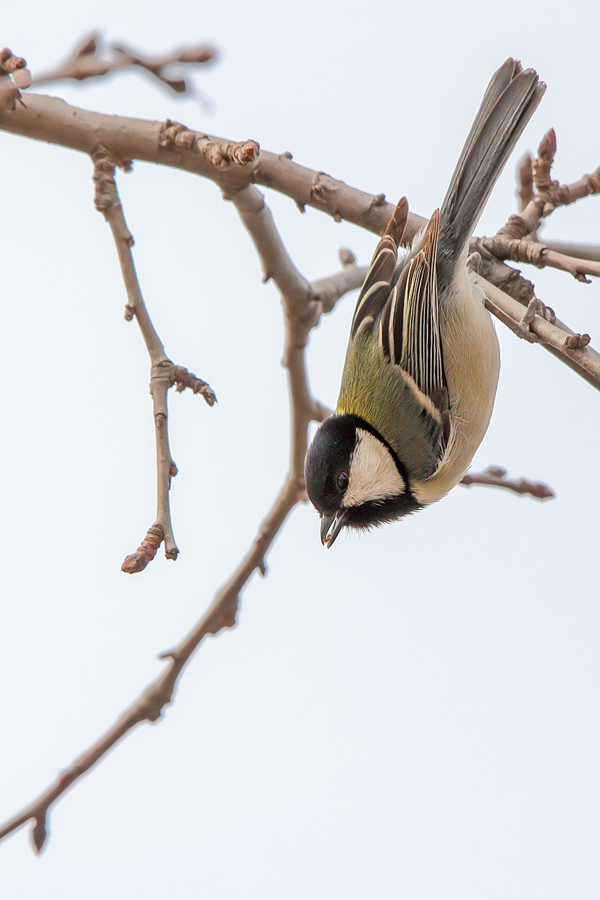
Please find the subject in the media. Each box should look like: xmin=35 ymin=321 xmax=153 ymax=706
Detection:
xmin=320 ymin=509 xmax=347 ymax=548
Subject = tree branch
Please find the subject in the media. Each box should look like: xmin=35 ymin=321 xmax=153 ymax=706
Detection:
xmin=0 ymin=94 xmax=427 ymax=240
xmin=478 ymin=130 xmax=600 ymax=283
xmin=0 ymin=174 xmax=362 ymax=851
xmin=477 ymin=274 xmax=600 ymax=390
xmin=0 ymin=64 xmax=592 ymax=852
xmin=542 ymin=239 xmax=600 ymax=262
xmin=31 ymin=33 xmax=217 ymax=99
xmin=2 ymin=93 xmax=597 ymax=396
xmin=477 ymin=233 xmax=600 ymax=283
xmin=91 ymin=145 xmax=215 ymax=570
xmin=461 ymin=466 xmax=555 ymax=500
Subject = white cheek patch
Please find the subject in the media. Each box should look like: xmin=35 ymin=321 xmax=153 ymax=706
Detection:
xmin=344 ymin=429 xmax=406 ymax=507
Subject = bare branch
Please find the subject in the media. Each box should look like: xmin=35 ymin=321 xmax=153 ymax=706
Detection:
xmin=228 ymin=183 xmax=349 ymax=436
xmin=0 ymin=94 xmax=427 ymax=241
xmin=512 ymin=164 xmax=600 ymax=237
xmin=0 ymin=465 xmax=303 ymax=851
xmin=542 ymin=240 xmax=600 ymax=262
xmin=461 ymin=466 xmax=555 ymax=500
xmin=0 ymin=161 xmax=364 ymax=849
xmin=477 ymin=233 xmax=600 ymax=282
xmin=2 ymin=94 xmax=597 ymax=395
xmin=483 ymin=143 xmax=600 ymax=282
xmin=92 ymin=146 xmax=215 ymax=567
xmin=31 ymin=33 xmax=217 ymax=98
xmin=539 ymin=248 xmax=600 ymax=282
xmin=468 ymin=247 xmax=537 ymax=306
xmin=312 ymin=251 xmax=366 ymax=314
xmin=477 ymin=274 xmax=600 ymax=390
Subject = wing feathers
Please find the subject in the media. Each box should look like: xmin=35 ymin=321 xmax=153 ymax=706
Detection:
xmin=350 ymin=198 xmax=408 ymax=339
xmin=399 ymin=211 xmax=445 ymax=403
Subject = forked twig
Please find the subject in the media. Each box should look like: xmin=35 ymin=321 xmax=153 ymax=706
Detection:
xmin=92 ymin=146 xmax=215 ymax=570
xmin=31 ymin=33 xmax=217 ymax=99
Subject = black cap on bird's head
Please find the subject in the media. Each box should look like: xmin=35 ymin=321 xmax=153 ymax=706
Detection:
xmin=304 ymin=414 xmax=422 ymax=547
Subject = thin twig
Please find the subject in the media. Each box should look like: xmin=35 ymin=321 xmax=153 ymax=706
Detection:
xmin=31 ymin=33 xmax=216 ymax=98
xmin=461 ymin=466 xmax=555 ymax=500
xmin=483 ymin=139 xmax=600 ymax=282
xmin=92 ymin=146 xmax=215 ymax=568
xmin=507 ymin=165 xmax=600 ymax=238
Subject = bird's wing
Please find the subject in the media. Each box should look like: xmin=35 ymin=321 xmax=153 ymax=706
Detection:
xmin=379 ymin=209 xmax=450 ymax=452
xmin=382 ymin=209 xmax=447 ymax=395
xmin=349 ymin=202 xmax=450 ymax=459
xmin=350 ymin=198 xmax=408 ymax=339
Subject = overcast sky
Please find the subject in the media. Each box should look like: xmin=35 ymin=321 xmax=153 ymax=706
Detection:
xmin=1 ymin=1 xmax=599 ymax=898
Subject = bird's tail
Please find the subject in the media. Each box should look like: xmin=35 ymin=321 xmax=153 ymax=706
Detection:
xmin=438 ymin=58 xmax=545 ymax=282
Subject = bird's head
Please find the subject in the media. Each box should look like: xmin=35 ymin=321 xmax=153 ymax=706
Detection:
xmin=304 ymin=414 xmax=422 ymax=547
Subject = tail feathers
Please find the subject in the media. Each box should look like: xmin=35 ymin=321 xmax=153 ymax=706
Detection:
xmin=438 ymin=58 xmax=545 ymax=286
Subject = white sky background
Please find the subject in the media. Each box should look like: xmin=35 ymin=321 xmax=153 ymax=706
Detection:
xmin=1 ymin=1 xmax=599 ymax=897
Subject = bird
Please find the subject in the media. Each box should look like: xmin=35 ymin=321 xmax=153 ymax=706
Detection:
xmin=304 ymin=58 xmax=545 ymax=548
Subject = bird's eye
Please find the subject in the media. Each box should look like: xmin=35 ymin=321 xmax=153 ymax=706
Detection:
xmin=336 ymin=472 xmax=349 ymax=491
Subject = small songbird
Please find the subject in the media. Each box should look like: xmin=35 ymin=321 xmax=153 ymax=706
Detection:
xmin=305 ymin=59 xmax=545 ymax=547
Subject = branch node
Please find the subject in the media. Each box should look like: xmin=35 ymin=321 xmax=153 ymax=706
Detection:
xmin=172 ymin=364 xmax=217 ymax=406
xmin=564 ymin=332 xmax=591 ymax=350
xmin=586 ymin=168 xmax=600 ymax=195
xmin=370 ymin=192 xmax=386 ymax=208
xmin=0 ymin=47 xmax=27 ymax=73
xmin=311 ymin=172 xmax=342 ymax=208
xmin=204 ymin=596 xmax=240 ymax=634
xmin=513 ymin=296 xmax=557 ymax=336
xmin=497 ymin=214 xmax=531 ymax=241
xmin=158 ymin=119 xmax=197 ymax=150
xmin=91 ymin=145 xmax=117 ymax=213
xmin=0 ymin=48 xmax=31 ymax=111
xmin=199 ymin=137 xmax=260 ymax=169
